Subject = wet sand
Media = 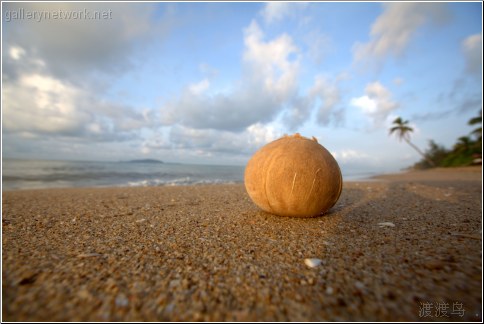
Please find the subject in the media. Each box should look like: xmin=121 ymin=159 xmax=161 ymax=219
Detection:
xmin=2 ymin=166 xmax=482 ymax=321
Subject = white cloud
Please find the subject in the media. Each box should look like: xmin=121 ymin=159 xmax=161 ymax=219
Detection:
xmin=353 ymin=3 xmax=450 ymax=67
xmin=161 ymin=122 xmax=283 ymax=158
xmin=261 ymin=2 xmax=309 ymax=24
xmin=3 ymin=72 xmax=90 ymax=135
xmin=3 ymin=65 xmax=155 ymax=141
xmin=2 ymin=2 xmax=170 ymax=151
xmin=332 ymin=149 xmax=370 ymax=163
xmin=310 ymin=75 xmax=343 ymax=126
xmin=304 ymin=30 xmax=333 ymax=65
xmin=281 ymin=74 xmax=345 ymax=131
xmin=188 ymin=79 xmax=210 ymax=95
xmin=159 ymin=20 xmax=300 ymax=131
xmin=366 ymin=82 xmax=399 ymax=113
xmin=351 ymin=96 xmax=377 ymax=114
xmin=158 ymin=16 xmax=349 ymax=134
xmin=9 ymin=46 xmax=26 ymax=60
xmin=350 ymin=81 xmax=399 ymax=127
xmin=246 ymin=123 xmax=281 ymax=148
xmin=330 ymin=149 xmax=382 ymax=171
xmin=243 ymin=20 xmax=299 ymax=98
xmin=3 ymin=2 xmax=169 ymax=80
xmin=282 ymin=95 xmax=313 ymax=131
xmin=462 ymin=33 xmax=482 ymax=75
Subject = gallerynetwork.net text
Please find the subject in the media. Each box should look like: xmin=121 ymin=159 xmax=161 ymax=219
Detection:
xmin=4 ymin=8 xmax=112 ymax=22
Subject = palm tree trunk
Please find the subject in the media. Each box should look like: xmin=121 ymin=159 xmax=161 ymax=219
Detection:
xmin=404 ymin=138 xmax=436 ymax=167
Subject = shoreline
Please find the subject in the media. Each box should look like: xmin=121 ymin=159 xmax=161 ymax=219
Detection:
xmin=2 ymin=167 xmax=482 ymax=321
xmin=3 ymin=165 xmax=481 ymax=192
xmin=1 ymin=180 xmax=246 ymax=192
xmin=371 ymin=165 xmax=482 ymax=182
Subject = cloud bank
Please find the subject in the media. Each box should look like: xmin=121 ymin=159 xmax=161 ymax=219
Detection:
xmin=353 ymin=3 xmax=450 ymax=68
xmin=3 ymin=2 xmax=167 ymax=80
xmin=158 ymin=21 xmax=301 ymax=132
xmin=2 ymin=3 xmax=167 ymax=145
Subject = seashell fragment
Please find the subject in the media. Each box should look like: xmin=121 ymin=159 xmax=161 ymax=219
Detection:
xmin=304 ymin=258 xmax=322 ymax=268
xmin=378 ymin=222 xmax=395 ymax=227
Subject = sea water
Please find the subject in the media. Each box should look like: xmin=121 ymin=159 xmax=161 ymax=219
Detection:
xmin=1 ymin=159 xmax=245 ymax=190
xmin=1 ymin=159 xmax=379 ymax=190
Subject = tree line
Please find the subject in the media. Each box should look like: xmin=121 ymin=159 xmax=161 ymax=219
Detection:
xmin=389 ymin=110 xmax=482 ymax=169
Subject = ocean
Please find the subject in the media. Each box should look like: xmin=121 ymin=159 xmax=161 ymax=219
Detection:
xmin=1 ymin=159 xmax=379 ymax=190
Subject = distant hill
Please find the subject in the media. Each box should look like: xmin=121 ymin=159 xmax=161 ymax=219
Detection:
xmin=126 ymin=159 xmax=164 ymax=164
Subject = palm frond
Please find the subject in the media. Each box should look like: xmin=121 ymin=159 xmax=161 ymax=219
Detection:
xmin=468 ymin=110 xmax=482 ymax=126
xmin=389 ymin=117 xmax=413 ymax=140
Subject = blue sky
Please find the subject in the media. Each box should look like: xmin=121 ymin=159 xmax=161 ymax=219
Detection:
xmin=2 ymin=2 xmax=482 ymax=174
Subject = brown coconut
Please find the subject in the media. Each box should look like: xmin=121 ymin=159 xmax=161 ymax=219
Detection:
xmin=244 ymin=133 xmax=342 ymax=217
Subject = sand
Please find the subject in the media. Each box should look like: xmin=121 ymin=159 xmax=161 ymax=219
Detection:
xmin=2 ymin=167 xmax=482 ymax=321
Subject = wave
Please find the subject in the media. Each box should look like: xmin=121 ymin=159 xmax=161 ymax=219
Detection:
xmin=2 ymin=159 xmax=245 ymax=190
xmin=124 ymin=177 xmax=242 ymax=187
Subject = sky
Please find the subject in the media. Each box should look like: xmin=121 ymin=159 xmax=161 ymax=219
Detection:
xmin=1 ymin=2 xmax=482 ymax=174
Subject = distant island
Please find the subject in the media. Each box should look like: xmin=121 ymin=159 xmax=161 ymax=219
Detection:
xmin=125 ymin=159 xmax=164 ymax=164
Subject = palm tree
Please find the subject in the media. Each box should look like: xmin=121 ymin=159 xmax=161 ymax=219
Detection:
xmin=468 ymin=110 xmax=482 ymax=142
xmin=453 ymin=136 xmax=473 ymax=154
xmin=468 ymin=110 xmax=482 ymax=164
xmin=389 ymin=117 xmax=436 ymax=167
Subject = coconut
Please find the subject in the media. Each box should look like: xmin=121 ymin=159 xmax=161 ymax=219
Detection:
xmin=244 ymin=133 xmax=342 ymax=217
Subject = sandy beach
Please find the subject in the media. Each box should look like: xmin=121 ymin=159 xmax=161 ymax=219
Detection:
xmin=2 ymin=166 xmax=482 ymax=321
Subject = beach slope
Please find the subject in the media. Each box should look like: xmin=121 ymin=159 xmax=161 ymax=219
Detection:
xmin=2 ymin=167 xmax=482 ymax=321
